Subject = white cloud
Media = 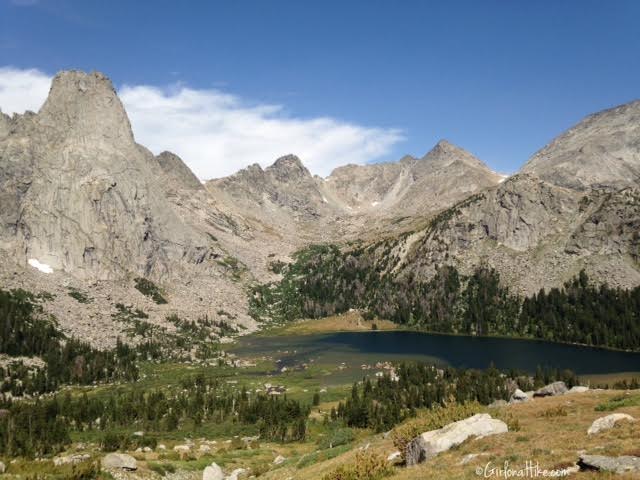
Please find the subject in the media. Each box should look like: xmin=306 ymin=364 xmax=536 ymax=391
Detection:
xmin=0 ymin=66 xmax=404 ymax=178
xmin=0 ymin=67 xmax=51 ymax=114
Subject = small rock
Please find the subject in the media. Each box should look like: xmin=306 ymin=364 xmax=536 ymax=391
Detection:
xmin=587 ymin=413 xmax=635 ymax=435
xmin=101 ymin=453 xmax=137 ymax=471
xmin=157 ymin=444 xmax=166 ymax=450
xmin=203 ymin=462 xmax=224 ymax=480
xmin=533 ymin=381 xmax=568 ymax=397
xmin=273 ymin=454 xmax=286 ymax=465
xmin=459 ymin=453 xmax=487 ymax=465
xmin=0 ymin=461 xmax=6 ymax=474
xmin=199 ymin=444 xmax=213 ymax=454
xmin=142 ymin=446 xmax=152 ymax=453
xmin=578 ymin=454 xmax=640 ymax=474
xmin=387 ymin=451 xmax=402 ymax=463
xmin=133 ymin=431 xmax=144 ymax=437
xmin=53 ymin=454 xmax=90 ymax=466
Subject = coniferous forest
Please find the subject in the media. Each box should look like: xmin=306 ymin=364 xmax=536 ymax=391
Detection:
xmin=251 ymin=244 xmax=640 ymax=351
xmin=0 ymin=289 xmax=138 ymax=396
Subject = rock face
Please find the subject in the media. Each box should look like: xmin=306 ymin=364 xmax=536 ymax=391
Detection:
xmin=101 ymin=453 xmax=137 ymax=471
xmin=578 ymin=454 xmax=640 ymax=474
xmin=523 ymin=100 xmax=640 ymax=190
xmin=587 ymin=413 xmax=635 ymax=435
xmin=0 ymin=71 xmax=213 ymax=280
xmin=405 ymin=413 xmax=508 ymax=466
xmin=534 ymin=381 xmax=568 ymax=397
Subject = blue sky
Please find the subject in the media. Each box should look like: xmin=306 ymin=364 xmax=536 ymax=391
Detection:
xmin=1 ymin=0 xmax=640 ymax=178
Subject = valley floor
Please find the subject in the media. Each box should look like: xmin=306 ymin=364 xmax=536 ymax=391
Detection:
xmin=3 ymin=352 xmax=640 ymax=479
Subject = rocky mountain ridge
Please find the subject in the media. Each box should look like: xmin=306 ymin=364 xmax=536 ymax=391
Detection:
xmin=1 ymin=69 xmax=639 ymax=346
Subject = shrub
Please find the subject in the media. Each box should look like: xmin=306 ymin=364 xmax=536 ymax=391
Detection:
xmin=318 ymin=427 xmax=355 ymax=449
xmin=101 ymin=431 xmax=123 ymax=452
xmin=322 ymin=451 xmax=393 ymax=480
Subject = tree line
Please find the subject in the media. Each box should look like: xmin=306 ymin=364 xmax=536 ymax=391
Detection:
xmin=332 ymin=362 xmax=578 ymax=432
xmin=0 ymin=373 xmax=310 ymax=457
xmin=251 ymin=244 xmax=640 ymax=350
xmin=0 ymin=288 xmax=138 ymax=397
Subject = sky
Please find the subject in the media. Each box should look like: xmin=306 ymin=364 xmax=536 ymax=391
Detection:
xmin=1 ymin=0 xmax=639 ymax=179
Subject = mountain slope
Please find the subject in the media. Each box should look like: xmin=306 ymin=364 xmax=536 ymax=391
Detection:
xmin=522 ymin=100 xmax=640 ymax=190
xmin=0 ymin=71 xmax=259 ymax=345
xmin=320 ymin=140 xmax=503 ymax=216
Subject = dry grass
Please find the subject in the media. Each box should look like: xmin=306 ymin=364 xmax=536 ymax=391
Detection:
xmin=267 ymin=389 xmax=640 ymax=480
xmin=279 ymin=312 xmax=398 ymax=335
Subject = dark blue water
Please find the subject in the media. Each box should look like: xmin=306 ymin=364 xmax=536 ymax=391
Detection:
xmin=234 ymin=331 xmax=640 ymax=375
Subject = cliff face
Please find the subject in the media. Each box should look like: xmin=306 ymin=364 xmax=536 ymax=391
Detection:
xmin=0 ymin=71 xmax=215 ymax=280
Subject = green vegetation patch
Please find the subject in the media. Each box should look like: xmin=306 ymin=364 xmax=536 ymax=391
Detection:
xmin=134 ymin=277 xmax=168 ymax=304
xmin=67 ymin=287 xmax=92 ymax=304
xmin=596 ymin=393 xmax=640 ymax=412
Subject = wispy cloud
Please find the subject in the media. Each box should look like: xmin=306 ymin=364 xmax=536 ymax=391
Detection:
xmin=0 ymin=67 xmax=404 ymax=178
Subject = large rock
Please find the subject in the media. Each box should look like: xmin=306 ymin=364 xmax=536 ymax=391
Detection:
xmin=203 ymin=462 xmax=224 ymax=480
xmin=405 ymin=413 xmax=508 ymax=466
xmin=587 ymin=413 xmax=635 ymax=435
xmin=533 ymin=381 xmax=568 ymax=397
xmin=101 ymin=453 xmax=137 ymax=471
xmin=509 ymin=388 xmax=529 ymax=403
xmin=578 ymin=455 xmax=640 ymax=474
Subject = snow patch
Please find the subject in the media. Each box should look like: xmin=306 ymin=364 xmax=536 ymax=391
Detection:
xmin=322 ymin=196 xmax=328 ymax=203
xmin=28 ymin=258 xmax=53 ymax=274
xmin=498 ymin=174 xmax=509 ymax=183
xmin=371 ymin=201 xmax=380 ymax=207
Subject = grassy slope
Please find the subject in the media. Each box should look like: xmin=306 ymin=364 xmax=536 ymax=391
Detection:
xmin=260 ymin=312 xmax=399 ymax=336
xmin=266 ymin=390 xmax=640 ymax=480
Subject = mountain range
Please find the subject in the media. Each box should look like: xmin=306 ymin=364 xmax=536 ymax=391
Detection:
xmin=1 ymin=70 xmax=639 ymax=347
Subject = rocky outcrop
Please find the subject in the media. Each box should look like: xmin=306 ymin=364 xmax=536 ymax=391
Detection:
xmin=405 ymin=413 xmax=508 ymax=466
xmin=523 ymin=100 xmax=640 ymax=190
xmin=533 ymin=381 xmax=568 ymax=397
xmin=578 ymin=454 xmax=640 ymax=474
xmin=587 ymin=413 xmax=635 ymax=435
xmin=101 ymin=453 xmax=137 ymax=471
xmin=155 ymin=150 xmax=204 ymax=191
